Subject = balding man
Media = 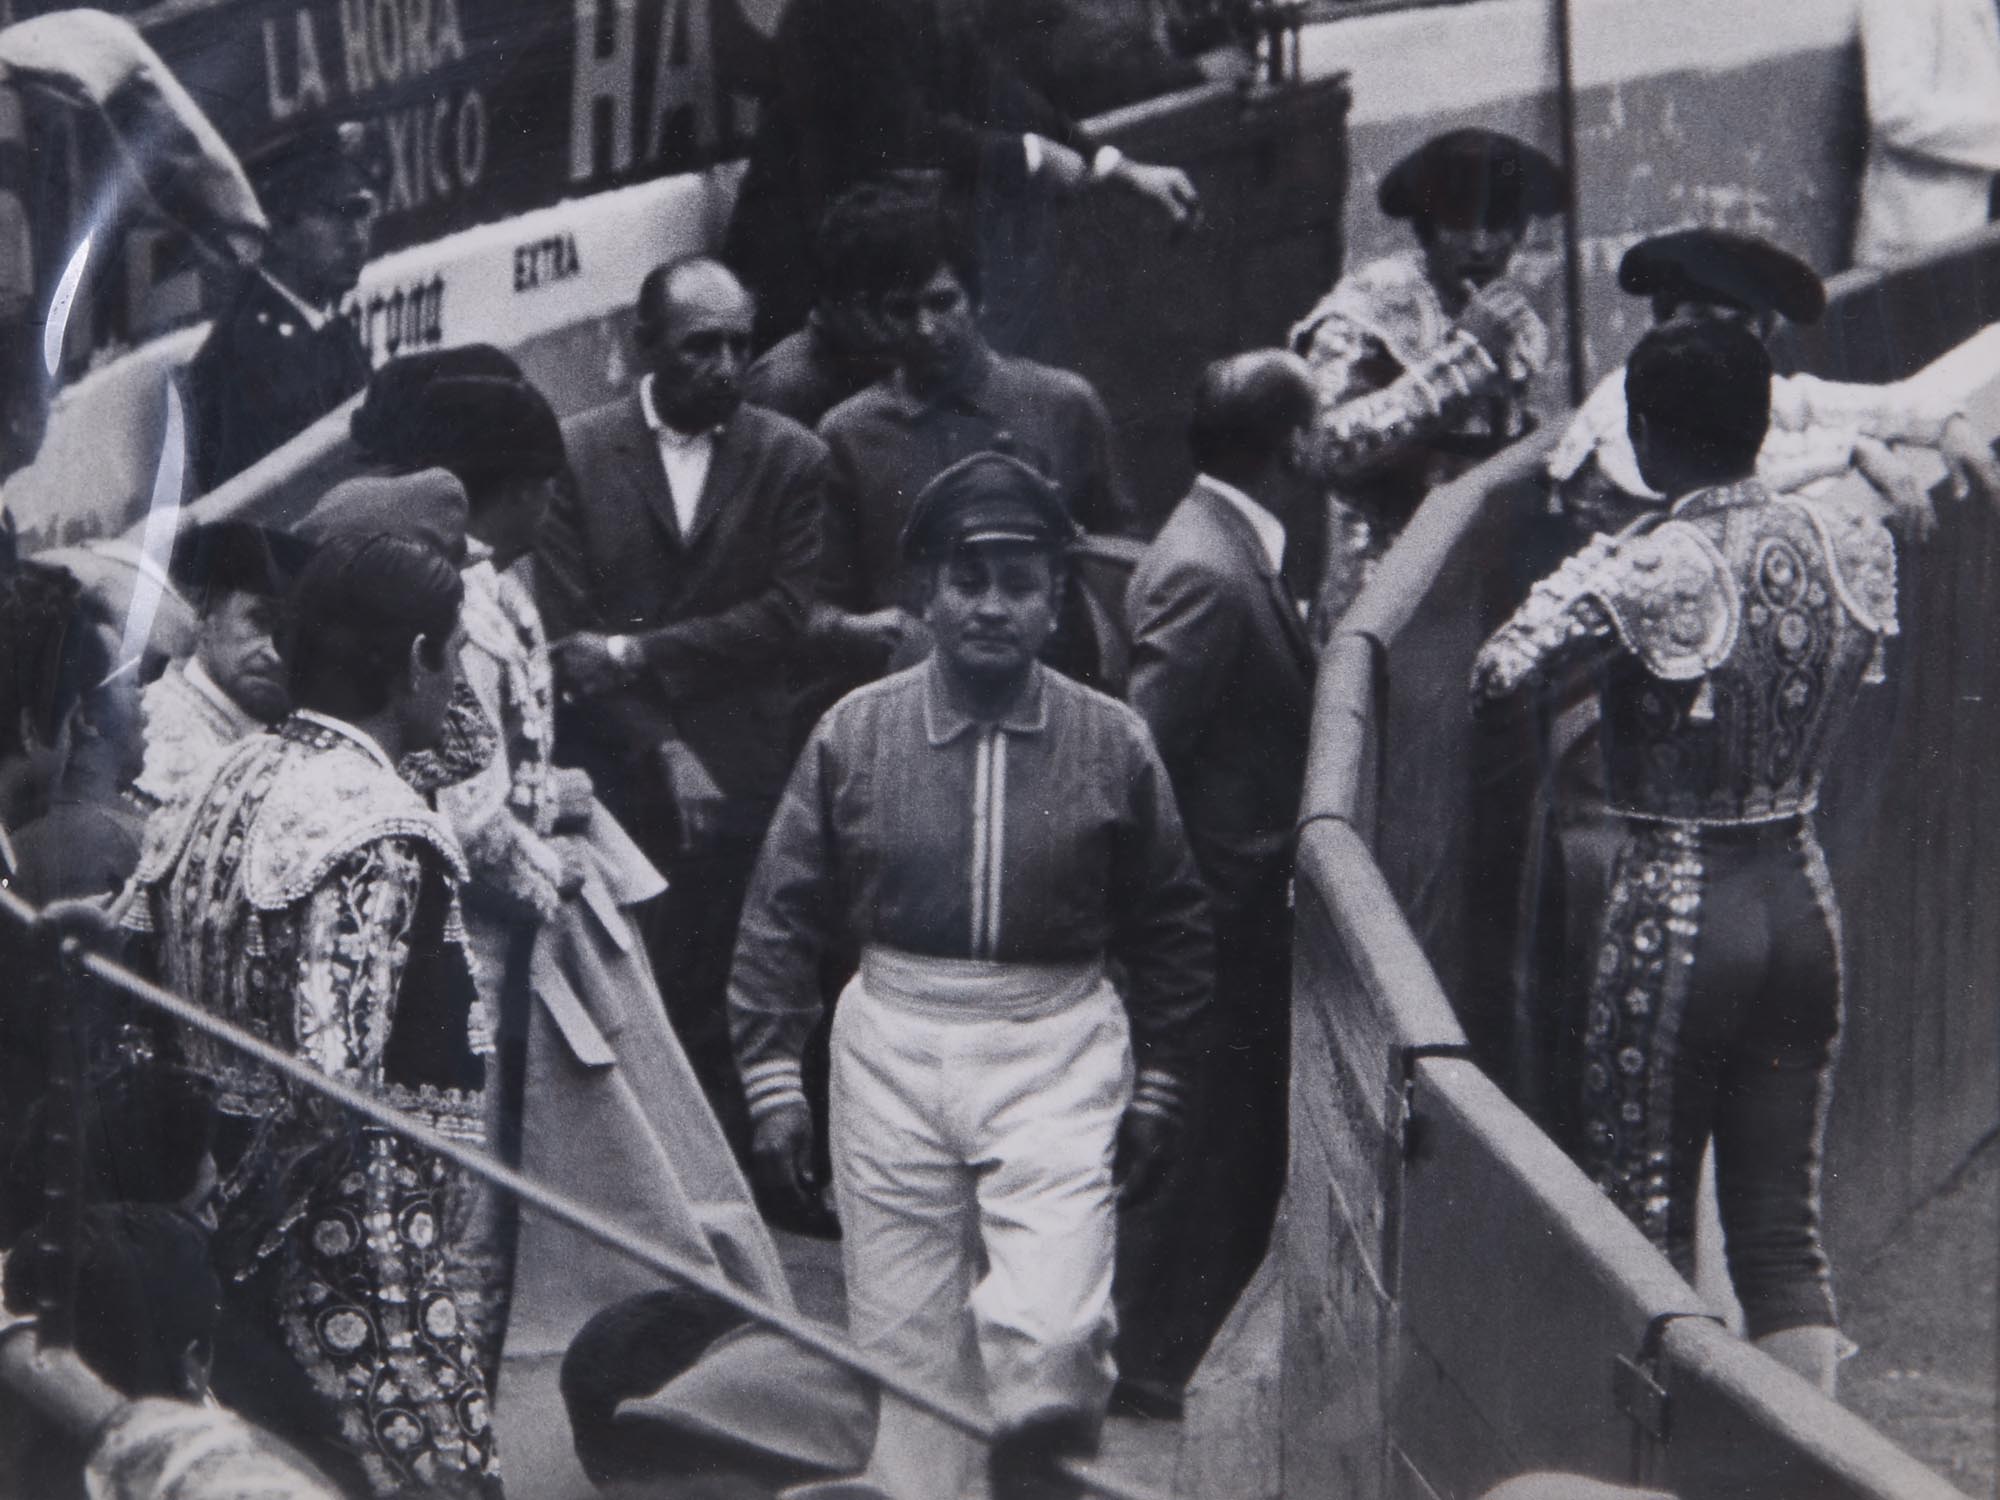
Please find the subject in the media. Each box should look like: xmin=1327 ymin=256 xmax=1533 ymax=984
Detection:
xmin=539 ymin=256 xmax=830 ymax=1161
xmin=1117 ymin=352 xmax=1320 ymax=1412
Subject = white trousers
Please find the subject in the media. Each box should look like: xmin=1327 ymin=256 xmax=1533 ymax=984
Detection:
xmin=831 ymin=945 xmax=1132 ymax=1500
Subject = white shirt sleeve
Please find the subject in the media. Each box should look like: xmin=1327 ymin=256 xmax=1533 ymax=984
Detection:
xmin=1862 ymin=0 xmax=2000 ymax=173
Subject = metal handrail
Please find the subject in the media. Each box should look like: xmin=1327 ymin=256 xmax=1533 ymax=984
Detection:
xmin=0 ymin=887 xmax=1174 ymax=1500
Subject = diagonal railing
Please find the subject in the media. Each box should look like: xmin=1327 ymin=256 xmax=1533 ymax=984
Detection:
xmin=0 ymin=885 xmax=1175 ymax=1500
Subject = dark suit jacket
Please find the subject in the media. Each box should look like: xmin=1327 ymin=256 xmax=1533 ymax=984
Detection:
xmin=724 ymin=0 xmax=1087 ymax=337
xmin=185 ymin=279 xmax=369 ymax=492
xmin=538 ymin=392 xmax=828 ymax=835
xmin=1125 ymin=481 xmax=1315 ymax=913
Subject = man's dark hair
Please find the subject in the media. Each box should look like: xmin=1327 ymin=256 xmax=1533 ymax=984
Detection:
xmin=1187 ymin=351 xmax=1318 ymax=484
xmin=0 ymin=559 xmax=113 ymax=760
xmin=815 ymin=175 xmax=981 ymax=304
xmin=815 ymin=173 xmax=971 ymax=304
xmin=1626 ymin=320 xmax=1773 ymax=481
xmin=4 ymin=1202 xmax=220 ymax=1398
xmin=284 ymin=532 xmax=461 ymax=722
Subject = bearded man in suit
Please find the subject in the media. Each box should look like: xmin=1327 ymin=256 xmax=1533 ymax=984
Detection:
xmin=539 ymin=256 xmax=829 ymax=1162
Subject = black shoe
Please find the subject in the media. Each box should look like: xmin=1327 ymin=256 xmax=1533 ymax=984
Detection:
xmin=1107 ymin=1376 xmax=1185 ymax=1422
xmin=988 ymin=1413 xmax=1097 ymax=1500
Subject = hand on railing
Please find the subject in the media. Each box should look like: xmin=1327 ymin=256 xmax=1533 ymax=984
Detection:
xmin=1853 ymin=439 xmax=1939 ymax=541
xmin=1105 ymin=159 xmax=1203 ymax=235
xmin=32 ymin=897 xmax=122 ymax=954
xmin=1936 ymin=414 xmax=2000 ymax=510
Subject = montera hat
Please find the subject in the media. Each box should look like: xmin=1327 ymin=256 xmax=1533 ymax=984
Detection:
xmin=353 ymin=347 xmax=566 ymax=482
xmin=1378 ymin=128 xmax=1565 ymax=229
xmin=1617 ymin=229 xmax=1827 ymax=324
xmin=295 ymin=467 xmax=471 ymax=564
xmin=901 ymin=450 xmax=1077 ymax=562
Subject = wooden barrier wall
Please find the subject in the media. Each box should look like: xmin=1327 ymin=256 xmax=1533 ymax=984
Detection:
xmin=1775 ymin=225 xmax=2000 ymax=387
xmin=1767 ymin=228 xmax=2000 ymax=1255
xmin=1282 ymin=388 xmax=1988 ymax=1495
xmin=1312 ymin=238 xmax=2000 ymax=1271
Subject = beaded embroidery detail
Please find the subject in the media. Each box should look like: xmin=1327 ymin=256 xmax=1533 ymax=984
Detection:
xmin=1580 ymin=822 xmax=1703 ymax=1249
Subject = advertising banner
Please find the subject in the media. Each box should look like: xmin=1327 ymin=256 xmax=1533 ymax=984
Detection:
xmin=10 ymin=0 xmax=784 ymax=345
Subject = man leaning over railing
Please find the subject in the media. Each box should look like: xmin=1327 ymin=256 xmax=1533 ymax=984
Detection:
xmin=1546 ymin=229 xmax=2000 ymax=544
xmin=1472 ymin=320 xmax=1995 ymax=1393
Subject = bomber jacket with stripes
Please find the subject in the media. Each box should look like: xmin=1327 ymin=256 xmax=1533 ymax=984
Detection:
xmin=729 ymin=658 xmax=1213 ymax=1126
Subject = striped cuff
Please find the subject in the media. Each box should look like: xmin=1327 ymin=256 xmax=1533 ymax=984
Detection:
xmin=742 ymin=1057 xmax=807 ymax=1121
xmin=1130 ymin=1068 xmax=1187 ymax=1123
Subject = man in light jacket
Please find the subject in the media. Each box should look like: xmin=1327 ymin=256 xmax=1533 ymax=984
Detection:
xmin=1855 ymin=0 xmax=2000 ymax=267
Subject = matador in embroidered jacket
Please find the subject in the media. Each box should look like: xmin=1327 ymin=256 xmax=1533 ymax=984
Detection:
xmin=1473 ymin=473 xmax=1896 ymax=1344
xmin=121 ymin=711 xmax=501 ymax=1497
xmin=1291 ymin=129 xmax=1565 ymax=632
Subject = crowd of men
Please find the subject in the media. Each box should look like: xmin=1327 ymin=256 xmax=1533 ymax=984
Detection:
xmin=0 ymin=14 xmax=1996 ymax=1491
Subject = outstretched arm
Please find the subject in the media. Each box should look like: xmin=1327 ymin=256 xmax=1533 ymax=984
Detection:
xmin=1470 ymin=538 xmax=1624 ymax=710
xmin=1777 ymin=372 xmax=2000 ymax=507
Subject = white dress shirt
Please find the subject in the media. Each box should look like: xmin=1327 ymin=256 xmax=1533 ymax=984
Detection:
xmin=1197 ymin=473 xmax=1287 ymax=575
xmin=1856 ymin=0 xmax=2000 ymax=266
xmin=639 ymin=374 xmax=715 ymax=537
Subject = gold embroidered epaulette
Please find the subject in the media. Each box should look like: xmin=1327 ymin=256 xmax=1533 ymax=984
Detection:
xmin=1780 ymin=492 xmax=1899 ymax=637
xmin=242 ymin=734 xmax=467 ymax=909
xmin=1589 ymin=520 xmax=1739 ymax=681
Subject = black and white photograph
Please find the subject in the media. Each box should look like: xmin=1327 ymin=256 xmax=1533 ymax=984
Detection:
xmin=0 ymin=1 xmax=1991 ymax=1497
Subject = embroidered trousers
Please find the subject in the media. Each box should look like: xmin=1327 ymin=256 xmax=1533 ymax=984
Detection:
xmin=830 ymin=946 xmax=1132 ymax=1500
xmin=1575 ymin=815 xmax=1843 ymax=1337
